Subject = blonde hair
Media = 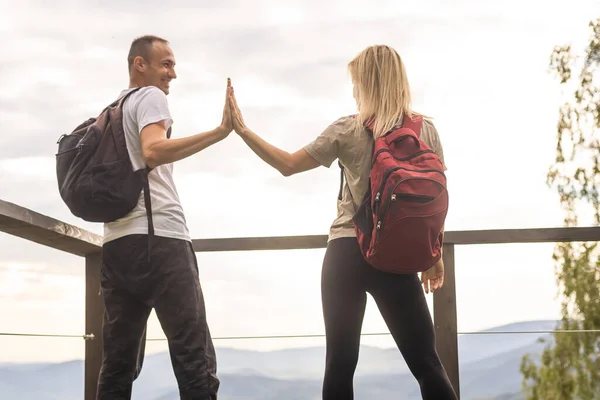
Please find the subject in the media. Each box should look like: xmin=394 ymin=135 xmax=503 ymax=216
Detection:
xmin=348 ymin=45 xmax=422 ymax=139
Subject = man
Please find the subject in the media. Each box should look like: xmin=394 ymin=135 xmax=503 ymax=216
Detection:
xmin=97 ymin=35 xmax=230 ymax=400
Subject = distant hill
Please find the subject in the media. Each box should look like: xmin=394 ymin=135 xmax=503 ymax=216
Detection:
xmin=0 ymin=320 xmax=557 ymax=400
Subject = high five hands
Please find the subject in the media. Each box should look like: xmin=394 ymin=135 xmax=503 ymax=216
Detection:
xmin=217 ymin=77 xmax=249 ymax=138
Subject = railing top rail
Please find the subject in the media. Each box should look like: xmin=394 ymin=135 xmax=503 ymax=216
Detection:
xmin=446 ymin=226 xmax=600 ymax=245
xmin=0 ymin=199 xmax=101 ymax=256
xmin=2 ymin=198 xmax=599 ymax=256
xmin=191 ymin=227 xmax=600 ymax=252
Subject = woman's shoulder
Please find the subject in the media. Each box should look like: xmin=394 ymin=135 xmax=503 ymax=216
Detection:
xmin=417 ymin=115 xmax=446 ymax=168
xmin=332 ymin=114 xmax=358 ymax=129
xmin=419 ymin=115 xmax=441 ymax=140
xmin=419 ymin=115 xmax=437 ymax=131
xmin=317 ymin=114 xmax=360 ymax=140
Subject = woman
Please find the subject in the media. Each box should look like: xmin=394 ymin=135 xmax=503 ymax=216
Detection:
xmin=228 ymin=45 xmax=457 ymax=400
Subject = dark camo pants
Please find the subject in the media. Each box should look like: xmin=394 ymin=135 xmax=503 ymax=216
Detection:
xmin=96 ymin=234 xmax=219 ymax=400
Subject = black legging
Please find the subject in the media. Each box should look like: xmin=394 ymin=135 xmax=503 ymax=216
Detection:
xmin=321 ymin=237 xmax=458 ymax=400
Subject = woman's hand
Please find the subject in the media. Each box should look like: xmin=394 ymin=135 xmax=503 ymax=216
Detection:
xmin=421 ymin=257 xmax=444 ymax=294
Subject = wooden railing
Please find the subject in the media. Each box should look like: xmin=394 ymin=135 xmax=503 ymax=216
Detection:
xmin=2 ymin=198 xmax=600 ymax=399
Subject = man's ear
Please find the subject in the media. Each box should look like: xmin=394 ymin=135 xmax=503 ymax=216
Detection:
xmin=133 ymin=56 xmax=146 ymax=73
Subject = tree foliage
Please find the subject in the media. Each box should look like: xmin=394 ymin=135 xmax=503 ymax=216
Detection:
xmin=520 ymin=18 xmax=600 ymax=400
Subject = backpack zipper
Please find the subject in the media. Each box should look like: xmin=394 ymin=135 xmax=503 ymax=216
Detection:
xmin=391 ymin=193 xmax=435 ymax=203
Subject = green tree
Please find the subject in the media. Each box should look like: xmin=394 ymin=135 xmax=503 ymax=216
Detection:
xmin=520 ymin=18 xmax=600 ymax=400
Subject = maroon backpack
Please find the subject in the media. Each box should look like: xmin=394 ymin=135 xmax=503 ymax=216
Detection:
xmin=345 ymin=114 xmax=448 ymax=274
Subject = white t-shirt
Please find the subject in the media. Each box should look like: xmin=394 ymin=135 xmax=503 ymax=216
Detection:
xmin=102 ymin=86 xmax=191 ymax=244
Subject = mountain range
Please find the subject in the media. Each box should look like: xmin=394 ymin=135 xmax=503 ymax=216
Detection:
xmin=0 ymin=320 xmax=558 ymax=400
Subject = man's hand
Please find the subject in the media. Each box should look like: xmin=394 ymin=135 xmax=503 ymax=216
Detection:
xmin=421 ymin=257 xmax=444 ymax=294
xmin=217 ymin=78 xmax=233 ymax=137
xmin=228 ymin=82 xmax=249 ymax=136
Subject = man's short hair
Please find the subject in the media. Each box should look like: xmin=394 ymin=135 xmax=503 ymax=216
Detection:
xmin=127 ymin=35 xmax=169 ymax=71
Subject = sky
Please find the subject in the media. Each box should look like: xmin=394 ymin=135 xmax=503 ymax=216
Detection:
xmin=0 ymin=0 xmax=599 ymax=364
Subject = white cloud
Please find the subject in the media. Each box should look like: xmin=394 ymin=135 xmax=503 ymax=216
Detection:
xmin=262 ymin=3 xmax=308 ymax=25
xmin=0 ymin=157 xmax=57 ymax=182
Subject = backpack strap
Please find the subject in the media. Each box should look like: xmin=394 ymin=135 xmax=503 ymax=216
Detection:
xmin=401 ymin=114 xmax=423 ymax=137
xmin=141 ymin=169 xmax=154 ymax=262
xmin=337 ymin=161 xmax=345 ymax=201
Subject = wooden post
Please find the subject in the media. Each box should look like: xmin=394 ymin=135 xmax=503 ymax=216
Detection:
xmin=433 ymin=244 xmax=460 ymax=398
xmin=85 ymin=252 xmax=104 ymax=400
